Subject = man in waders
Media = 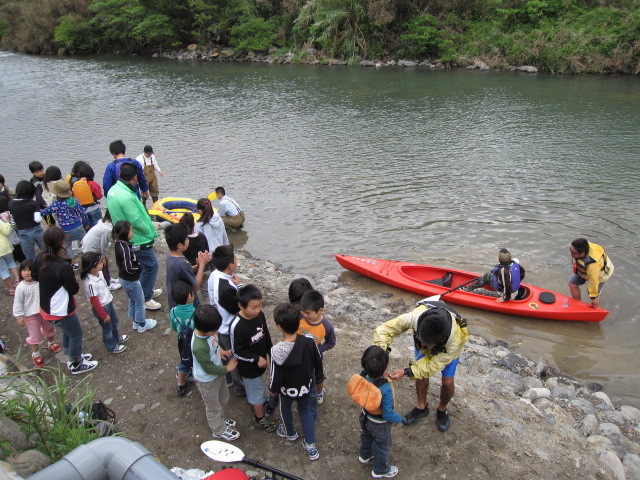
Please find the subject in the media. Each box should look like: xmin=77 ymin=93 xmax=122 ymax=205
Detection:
xmin=568 ymin=238 xmax=613 ymax=308
xmin=215 ymin=187 xmax=244 ymax=230
xmin=373 ymin=300 xmax=469 ymax=432
xmin=136 ymin=145 xmax=164 ymax=206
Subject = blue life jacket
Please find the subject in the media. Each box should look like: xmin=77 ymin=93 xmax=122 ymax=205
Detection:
xmin=492 ymin=261 xmax=522 ymax=292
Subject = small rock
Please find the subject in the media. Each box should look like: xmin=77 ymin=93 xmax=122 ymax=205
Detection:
xmin=623 ymin=453 xmax=640 ymax=479
xmin=163 ymin=328 xmax=172 ymax=336
xmin=578 ymin=414 xmax=598 ymax=437
xmin=359 ymin=60 xmax=375 ymax=67
xmin=552 ymin=385 xmax=577 ymax=400
xmin=620 ymin=405 xmax=640 ymax=423
xmin=132 ymin=404 xmax=146 ymax=412
xmin=104 ymin=398 xmax=113 ymax=405
xmin=599 ymin=410 xmax=626 ymax=425
xmin=587 ymin=434 xmax=614 ymax=451
xmin=571 ymin=397 xmax=599 ymax=416
xmin=0 ymin=416 xmax=29 ymax=451
xmin=150 ymin=403 xmax=161 ymax=410
xmin=599 ymin=450 xmax=625 ymax=480
xmin=8 ymin=450 xmax=50 ymax=476
xmin=534 ymin=398 xmax=575 ymax=425
xmin=593 ymin=392 xmax=614 ymax=409
xmin=599 ymin=422 xmax=621 ymax=436
xmin=588 ymin=382 xmax=604 ymax=392
xmin=524 ymin=377 xmax=543 ymax=389
xmin=517 ymin=65 xmax=538 ymax=73
xmin=522 ymin=387 xmax=551 ymax=401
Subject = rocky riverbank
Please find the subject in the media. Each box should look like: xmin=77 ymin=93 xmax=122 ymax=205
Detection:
xmin=0 ymin=223 xmax=639 ymax=479
xmin=154 ymin=46 xmax=539 ymax=73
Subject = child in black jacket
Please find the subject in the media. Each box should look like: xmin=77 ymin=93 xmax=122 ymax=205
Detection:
xmin=269 ymin=302 xmax=323 ymax=461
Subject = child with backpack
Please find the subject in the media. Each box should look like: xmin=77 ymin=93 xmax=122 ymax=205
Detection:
xmin=348 ymin=345 xmax=403 ymax=478
xmin=80 ymin=252 xmax=127 ymax=355
xmin=12 ymin=259 xmax=61 ymax=367
xmin=269 ymin=302 xmax=323 ymax=461
xmin=170 ymin=281 xmax=196 ymax=396
xmin=113 ymin=220 xmax=157 ymax=334
xmin=192 ymin=304 xmax=240 ymax=441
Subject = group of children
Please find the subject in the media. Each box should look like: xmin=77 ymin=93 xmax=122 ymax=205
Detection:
xmin=162 ymin=223 xmax=338 ymax=462
xmin=167 ymin=236 xmax=399 ymax=477
xmin=3 ymin=159 xmax=401 ymax=477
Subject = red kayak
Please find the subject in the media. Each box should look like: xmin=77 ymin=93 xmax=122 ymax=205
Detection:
xmin=335 ymin=254 xmax=608 ymax=322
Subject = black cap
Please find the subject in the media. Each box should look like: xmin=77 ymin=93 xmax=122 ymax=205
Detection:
xmin=143 ymin=145 xmax=153 ymax=154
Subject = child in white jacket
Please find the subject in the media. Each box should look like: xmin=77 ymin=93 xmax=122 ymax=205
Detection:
xmin=81 ymin=210 xmax=120 ymax=291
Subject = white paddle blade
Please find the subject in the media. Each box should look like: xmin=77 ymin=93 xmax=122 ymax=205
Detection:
xmin=422 ymin=295 xmax=441 ymax=302
xmin=201 ymin=440 xmax=245 ymax=463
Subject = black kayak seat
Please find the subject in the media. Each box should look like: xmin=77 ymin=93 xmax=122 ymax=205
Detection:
xmin=539 ymin=292 xmax=556 ymax=304
xmin=425 ymin=273 xmax=453 ymax=288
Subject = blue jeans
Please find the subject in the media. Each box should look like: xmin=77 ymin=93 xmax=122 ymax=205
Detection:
xmin=52 ymin=312 xmax=83 ymax=361
xmin=91 ymin=302 xmax=120 ymax=352
xmin=0 ymin=252 xmax=17 ymax=280
xmin=119 ymin=278 xmax=145 ymax=325
xmin=135 ymin=247 xmax=158 ymax=302
xmin=280 ymin=394 xmax=316 ymax=444
xmin=359 ymin=413 xmax=392 ymax=475
xmin=17 ymin=225 xmax=44 ymax=260
xmin=86 ymin=208 xmax=102 ymax=230
xmin=63 ymin=226 xmax=86 ymax=259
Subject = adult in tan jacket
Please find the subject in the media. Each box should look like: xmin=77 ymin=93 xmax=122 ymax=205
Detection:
xmin=373 ymin=301 xmax=469 ymax=432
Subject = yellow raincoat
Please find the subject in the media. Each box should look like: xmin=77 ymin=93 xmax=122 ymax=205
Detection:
xmin=373 ymin=304 xmax=469 ymax=379
xmin=574 ymin=242 xmax=614 ymax=299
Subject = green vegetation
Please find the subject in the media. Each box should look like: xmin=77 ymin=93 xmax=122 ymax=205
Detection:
xmin=0 ymin=368 xmax=107 ymax=462
xmin=0 ymin=0 xmax=638 ymax=73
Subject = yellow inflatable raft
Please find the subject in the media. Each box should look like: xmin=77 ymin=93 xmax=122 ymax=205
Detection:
xmin=148 ymin=197 xmax=203 ymax=223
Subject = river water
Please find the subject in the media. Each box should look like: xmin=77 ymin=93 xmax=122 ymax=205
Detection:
xmin=1 ymin=53 xmax=639 ymax=407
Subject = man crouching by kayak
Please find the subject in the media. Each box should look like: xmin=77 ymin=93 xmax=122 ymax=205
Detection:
xmin=373 ymin=301 xmax=468 ymax=432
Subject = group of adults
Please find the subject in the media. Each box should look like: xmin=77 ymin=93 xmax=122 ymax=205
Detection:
xmin=373 ymin=238 xmax=613 ymax=433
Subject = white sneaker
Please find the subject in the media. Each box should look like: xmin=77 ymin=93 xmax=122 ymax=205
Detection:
xmin=152 ymin=289 xmax=162 ymax=299
xmin=67 ymin=358 xmax=98 ymax=375
xmin=110 ymin=344 xmax=127 ymax=354
xmin=111 ymin=278 xmax=121 ymax=284
xmin=372 ymin=466 xmax=399 ymax=478
xmin=109 ymin=282 xmax=122 ymax=291
xmin=145 ymin=299 xmax=161 ymax=310
xmin=118 ymin=335 xmax=129 ymax=343
xmin=137 ymin=318 xmax=157 ymax=333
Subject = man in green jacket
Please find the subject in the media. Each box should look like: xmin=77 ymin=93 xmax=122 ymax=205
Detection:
xmin=107 ymin=162 xmax=162 ymax=311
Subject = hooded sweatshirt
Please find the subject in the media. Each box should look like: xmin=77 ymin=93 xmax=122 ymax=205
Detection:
xmin=269 ymin=334 xmax=323 ymax=399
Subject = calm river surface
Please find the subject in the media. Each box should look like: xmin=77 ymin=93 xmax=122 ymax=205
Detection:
xmin=1 ymin=53 xmax=639 ymax=407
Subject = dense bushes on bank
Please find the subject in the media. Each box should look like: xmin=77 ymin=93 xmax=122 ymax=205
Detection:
xmin=0 ymin=0 xmax=638 ymax=74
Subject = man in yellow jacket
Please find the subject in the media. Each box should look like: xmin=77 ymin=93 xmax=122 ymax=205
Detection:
xmin=569 ymin=238 xmax=614 ymax=308
xmin=373 ymin=301 xmax=469 ymax=432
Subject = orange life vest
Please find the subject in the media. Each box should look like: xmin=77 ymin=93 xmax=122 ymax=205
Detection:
xmin=72 ymin=179 xmax=96 ymax=206
xmin=347 ymin=373 xmax=394 ymax=416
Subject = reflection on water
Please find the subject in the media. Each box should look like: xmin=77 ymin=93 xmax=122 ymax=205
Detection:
xmin=1 ymin=54 xmax=639 ymax=407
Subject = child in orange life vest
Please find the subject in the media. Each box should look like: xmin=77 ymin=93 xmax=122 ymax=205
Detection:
xmin=72 ymin=164 xmax=103 ymax=230
xmin=351 ymin=345 xmax=402 ymax=479
xmin=298 ymin=290 xmax=335 ymax=410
